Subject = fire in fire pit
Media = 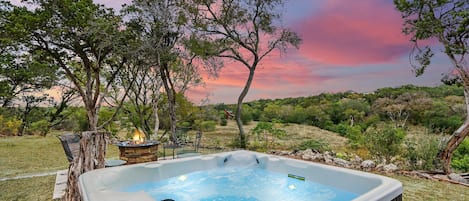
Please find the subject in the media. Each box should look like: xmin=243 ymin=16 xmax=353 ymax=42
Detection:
xmin=132 ymin=128 xmax=145 ymax=144
xmin=117 ymin=129 xmax=159 ymax=164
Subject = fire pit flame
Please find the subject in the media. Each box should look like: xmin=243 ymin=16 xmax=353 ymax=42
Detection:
xmin=132 ymin=128 xmax=145 ymax=144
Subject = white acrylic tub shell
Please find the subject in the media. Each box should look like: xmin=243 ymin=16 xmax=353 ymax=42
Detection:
xmin=78 ymin=150 xmax=402 ymax=201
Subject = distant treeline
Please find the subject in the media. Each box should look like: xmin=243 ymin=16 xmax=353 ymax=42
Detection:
xmin=0 ymin=84 xmax=464 ymax=137
xmin=215 ymin=84 xmax=465 ymax=135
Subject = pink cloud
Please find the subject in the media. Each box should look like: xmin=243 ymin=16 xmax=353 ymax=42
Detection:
xmin=295 ymin=0 xmax=411 ymax=65
xmin=187 ymin=54 xmax=333 ymax=103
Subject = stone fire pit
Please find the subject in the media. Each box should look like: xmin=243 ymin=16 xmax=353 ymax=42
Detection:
xmin=117 ymin=141 xmax=160 ymax=164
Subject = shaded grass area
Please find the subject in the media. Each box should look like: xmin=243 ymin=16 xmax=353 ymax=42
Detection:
xmin=0 ymin=135 xmax=68 ymax=178
xmin=0 ymin=175 xmax=55 ymax=201
xmin=390 ymin=175 xmax=469 ymax=201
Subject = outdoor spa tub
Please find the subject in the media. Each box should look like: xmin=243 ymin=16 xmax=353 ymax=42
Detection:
xmin=78 ymin=150 xmax=402 ymax=201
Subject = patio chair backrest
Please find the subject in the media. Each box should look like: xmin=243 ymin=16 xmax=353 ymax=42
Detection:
xmin=57 ymin=133 xmax=80 ymax=163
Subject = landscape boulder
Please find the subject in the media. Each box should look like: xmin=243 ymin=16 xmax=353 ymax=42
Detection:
xmin=361 ymin=160 xmax=376 ymax=170
xmin=333 ymin=157 xmax=351 ymax=168
xmin=383 ymin=164 xmax=399 ymax=172
xmin=279 ymin=151 xmax=290 ymax=156
xmin=449 ymin=173 xmax=468 ymax=184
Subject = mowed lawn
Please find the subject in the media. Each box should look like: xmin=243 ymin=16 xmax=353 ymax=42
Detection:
xmin=1 ymin=124 xmax=468 ymax=201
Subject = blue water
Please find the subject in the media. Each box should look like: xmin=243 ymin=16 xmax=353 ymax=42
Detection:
xmin=122 ymin=167 xmax=358 ymax=201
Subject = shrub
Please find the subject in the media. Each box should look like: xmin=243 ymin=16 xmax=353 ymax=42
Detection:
xmin=297 ymin=139 xmax=330 ymax=152
xmin=248 ymin=141 xmax=267 ymax=152
xmin=178 ymin=121 xmax=192 ymax=128
xmin=220 ymin=118 xmax=227 ymax=126
xmin=241 ymin=110 xmax=252 ymax=125
xmin=250 ymin=121 xmax=287 ymax=150
xmin=364 ymin=125 xmax=406 ymax=162
xmin=452 ymin=138 xmax=469 ymax=172
xmin=0 ymin=115 xmax=22 ymax=136
xmin=199 ymin=121 xmax=216 ymax=132
xmin=404 ymin=135 xmax=443 ymax=171
xmin=345 ymin=125 xmax=364 ymax=148
xmin=29 ymin=120 xmax=50 ymax=136
xmin=334 ymin=123 xmax=349 ymax=136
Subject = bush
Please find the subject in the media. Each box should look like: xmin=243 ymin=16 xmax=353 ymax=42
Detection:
xmin=452 ymin=138 xmax=469 ymax=172
xmin=334 ymin=123 xmax=349 ymax=136
xmin=29 ymin=120 xmax=50 ymax=136
xmin=178 ymin=121 xmax=192 ymax=128
xmin=404 ymin=135 xmax=443 ymax=171
xmin=199 ymin=121 xmax=216 ymax=132
xmin=220 ymin=118 xmax=227 ymax=126
xmin=0 ymin=115 xmax=22 ymax=136
xmin=297 ymin=139 xmax=330 ymax=152
xmin=248 ymin=141 xmax=267 ymax=152
xmin=364 ymin=125 xmax=406 ymax=162
xmin=345 ymin=125 xmax=364 ymax=148
xmin=241 ymin=110 xmax=252 ymax=125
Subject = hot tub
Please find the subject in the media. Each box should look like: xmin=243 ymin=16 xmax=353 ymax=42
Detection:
xmin=79 ymin=150 xmax=402 ymax=201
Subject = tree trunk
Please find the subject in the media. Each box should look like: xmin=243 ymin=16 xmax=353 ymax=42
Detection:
xmin=235 ymin=67 xmax=256 ymax=148
xmin=86 ymin=105 xmax=98 ymax=131
xmin=64 ymin=131 xmax=107 ymax=201
xmin=152 ymin=78 xmax=163 ymax=139
xmin=160 ymin=63 xmax=178 ymax=143
xmin=440 ymin=87 xmax=469 ymax=174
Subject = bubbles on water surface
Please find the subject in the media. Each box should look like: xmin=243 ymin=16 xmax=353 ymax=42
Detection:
xmin=123 ymin=167 xmax=357 ymax=201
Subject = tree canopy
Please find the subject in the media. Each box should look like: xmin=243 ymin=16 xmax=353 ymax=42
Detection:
xmin=183 ymin=0 xmax=301 ymax=148
xmin=394 ymin=0 xmax=469 ymax=173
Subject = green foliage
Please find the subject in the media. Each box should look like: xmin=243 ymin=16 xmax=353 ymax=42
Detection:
xmin=199 ymin=121 xmax=216 ymax=132
xmin=0 ymin=115 xmax=21 ymax=136
xmin=297 ymin=139 xmax=330 ymax=152
xmin=452 ymin=139 xmax=469 ymax=172
xmin=29 ymin=120 xmax=50 ymax=136
xmin=404 ymin=136 xmax=443 ymax=171
xmin=334 ymin=123 xmax=349 ymax=136
xmin=394 ymin=0 xmax=468 ymax=76
xmin=250 ymin=121 xmax=287 ymax=150
xmin=238 ymin=105 xmax=254 ymax=125
xmin=345 ymin=125 xmax=364 ymax=148
xmin=220 ymin=118 xmax=227 ymax=126
xmin=364 ymin=125 xmax=406 ymax=162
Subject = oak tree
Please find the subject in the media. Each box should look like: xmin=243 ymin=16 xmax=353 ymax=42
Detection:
xmin=184 ymin=0 xmax=301 ymax=148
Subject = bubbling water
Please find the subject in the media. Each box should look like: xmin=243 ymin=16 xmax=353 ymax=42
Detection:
xmin=123 ymin=163 xmax=358 ymax=201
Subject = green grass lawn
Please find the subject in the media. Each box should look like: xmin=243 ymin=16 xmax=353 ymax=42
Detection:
xmin=0 ymin=125 xmax=467 ymax=201
xmin=392 ymin=175 xmax=469 ymax=200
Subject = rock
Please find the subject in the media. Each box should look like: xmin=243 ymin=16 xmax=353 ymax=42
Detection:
xmin=279 ymin=151 xmax=290 ymax=156
xmin=361 ymin=160 xmax=376 ymax=170
xmin=333 ymin=158 xmax=351 ymax=168
xmin=324 ymin=154 xmax=333 ymax=164
xmin=433 ymin=174 xmax=448 ymax=180
xmin=301 ymin=154 xmax=312 ymax=160
xmin=350 ymin=155 xmax=362 ymax=164
xmin=449 ymin=173 xmax=468 ymax=184
xmin=300 ymin=149 xmax=314 ymax=157
xmin=300 ymin=149 xmax=315 ymax=160
xmin=376 ymin=163 xmax=384 ymax=171
xmin=383 ymin=164 xmax=399 ymax=172
xmin=310 ymin=153 xmax=324 ymax=161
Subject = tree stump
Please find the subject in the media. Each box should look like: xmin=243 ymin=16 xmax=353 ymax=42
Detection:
xmin=64 ymin=131 xmax=108 ymax=201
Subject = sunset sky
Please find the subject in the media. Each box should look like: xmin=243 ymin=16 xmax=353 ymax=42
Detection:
xmin=182 ymin=0 xmax=451 ymax=104
xmin=12 ymin=0 xmax=454 ymax=104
